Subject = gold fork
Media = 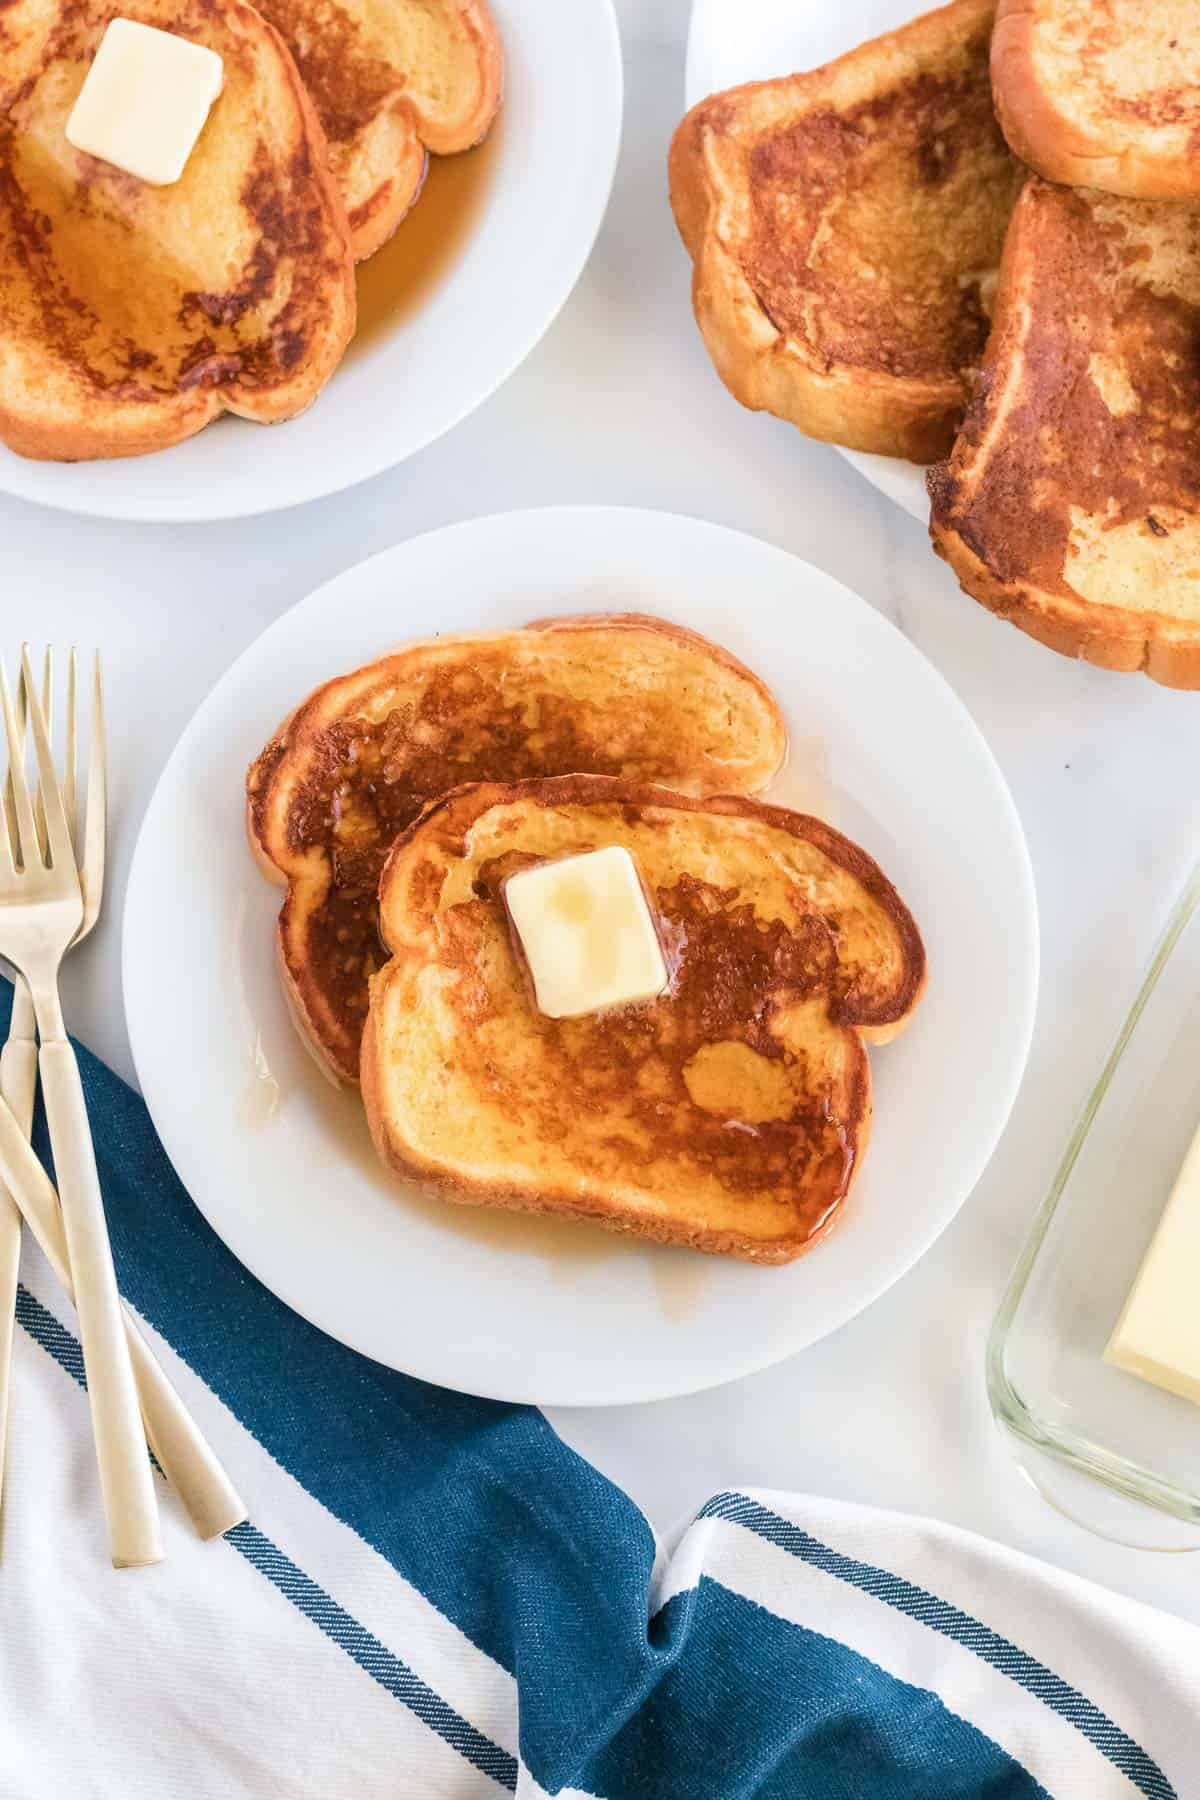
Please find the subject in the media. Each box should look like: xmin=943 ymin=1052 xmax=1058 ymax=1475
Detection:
xmin=0 ymin=652 xmax=245 ymax=1551
xmin=0 ymin=647 xmax=159 ymax=1564
xmin=0 ymin=657 xmax=47 ymax=1528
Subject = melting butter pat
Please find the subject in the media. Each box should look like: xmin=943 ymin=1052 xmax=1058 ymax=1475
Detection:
xmin=1105 ymin=1124 xmax=1200 ymax=1407
xmin=505 ymin=847 xmax=668 ymax=1019
xmin=66 ymin=19 xmax=224 ymax=186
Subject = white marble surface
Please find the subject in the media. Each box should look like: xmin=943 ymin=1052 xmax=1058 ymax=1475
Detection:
xmin=5 ymin=0 xmax=1200 ymax=1625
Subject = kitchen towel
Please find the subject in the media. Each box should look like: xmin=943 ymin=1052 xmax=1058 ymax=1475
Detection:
xmin=1 ymin=980 xmax=1197 ymax=1799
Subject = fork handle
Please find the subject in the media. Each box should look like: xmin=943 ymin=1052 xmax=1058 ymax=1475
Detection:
xmin=0 ymin=1101 xmax=245 ymax=1539
xmin=0 ymin=1006 xmax=35 ymax=1516
xmin=124 ymin=1323 xmax=246 ymax=1539
xmin=1 ymin=988 xmax=36 ymax=1136
xmin=39 ymin=1039 xmax=162 ymax=1568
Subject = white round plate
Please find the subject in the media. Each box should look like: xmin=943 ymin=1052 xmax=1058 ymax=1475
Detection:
xmin=686 ymin=0 xmax=935 ymax=523
xmin=0 ymin=0 xmax=621 ymax=524
xmin=123 ymin=507 xmax=1037 ymax=1405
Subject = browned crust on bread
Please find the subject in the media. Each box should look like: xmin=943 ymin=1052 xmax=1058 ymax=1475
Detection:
xmin=669 ymin=106 xmax=958 ymax=464
xmin=246 ymin=616 xmax=789 ymax=1085
xmin=261 ymin=0 xmax=503 ymax=262
xmin=415 ymin=0 xmax=503 ymax=157
xmin=377 ymin=776 xmax=927 ymax=1032
xmin=522 ymin=611 xmax=787 ymax=733
xmin=928 ymin=177 xmax=1200 ymax=687
xmin=929 ymin=475 xmax=1200 ymax=686
xmin=669 ymin=0 xmax=1020 ymax=462
xmin=345 ymin=138 xmax=429 ymax=263
xmin=361 ymin=1012 xmax=872 ymax=1265
xmin=245 ymin=613 xmax=788 ymax=879
xmin=0 ymin=0 xmax=355 ymax=461
xmin=992 ymin=0 xmax=1200 ymax=199
xmin=0 ymin=373 xmax=223 ymax=464
xmin=363 ymin=775 xmax=923 ymax=1263
xmin=245 ymin=776 xmax=361 ymax=1087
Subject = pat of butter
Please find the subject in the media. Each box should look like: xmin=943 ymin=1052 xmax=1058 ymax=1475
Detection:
xmin=504 ymin=847 xmax=668 ymax=1020
xmin=1105 ymin=1123 xmax=1200 ymax=1406
xmin=66 ymin=19 xmax=224 ymax=187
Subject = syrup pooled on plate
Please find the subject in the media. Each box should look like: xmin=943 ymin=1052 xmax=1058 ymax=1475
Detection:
xmin=354 ymin=131 xmax=501 ymax=349
xmin=764 ymin=735 xmax=833 ymax=820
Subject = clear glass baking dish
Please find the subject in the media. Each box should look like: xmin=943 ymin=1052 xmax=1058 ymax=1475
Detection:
xmin=988 ymin=864 xmax=1200 ymax=1547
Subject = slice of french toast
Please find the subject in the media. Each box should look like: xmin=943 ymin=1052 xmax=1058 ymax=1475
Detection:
xmin=0 ymin=0 xmax=355 ymax=461
xmin=362 ymin=777 xmax=925 ymax=1263
xmin=247 ymin=616 xmax=787 ymax=1085
xmin=928 ymin=178 xmax=1200 ymax=687
xmin=669 ymin=0 xmax=1023 ymax=462
xmin=252 ymin=0 xmax=502 ymax=260
xmin=992 ymin=0 xmax=1200 ymax=198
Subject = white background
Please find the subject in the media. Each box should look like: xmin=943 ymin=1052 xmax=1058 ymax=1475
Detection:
xmin=4 ymin=0 xmax=1200 ymax=1625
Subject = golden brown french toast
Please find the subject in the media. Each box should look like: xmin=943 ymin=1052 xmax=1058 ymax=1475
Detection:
xmin=362 ymin=777 xmax=925 ymax=1263
xmin=992 ymin=0 xmax=1200 ymax=198
xmin=669 ymin=0 xmax=1023 ymax=462
xmin=0 ymin=0 xmax=355 ymax=462
xmin=252 ymin=0 xmax=502 ymax=260
xmin=247 ymin=616 xmax=787 ymax=1085
xmin=929 ymin=178 xmax=1200 ymax=687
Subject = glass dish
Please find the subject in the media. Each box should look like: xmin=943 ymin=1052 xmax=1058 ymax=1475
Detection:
xmin=988 ymin=863 xmax=1200 ymax=1546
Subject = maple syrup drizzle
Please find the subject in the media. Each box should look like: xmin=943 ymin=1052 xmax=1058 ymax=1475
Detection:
xmin=353 ymin=129 xmax=501 ymax=351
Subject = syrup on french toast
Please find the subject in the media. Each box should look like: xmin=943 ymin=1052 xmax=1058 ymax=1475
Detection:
xmin=0 ymin=0 xmax=356 ymax=460
xmin=363 ymin=778 xmax=925 ymax=1262
xmin=251 ymin=0 xmax=502 ymax=261
xmin=247 ymin=616 xmax=787 ymax=1083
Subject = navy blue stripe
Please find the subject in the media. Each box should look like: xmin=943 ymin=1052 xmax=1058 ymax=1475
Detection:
xmin=584 ymin=1579 xmax=1049 ymax=1800
xmin=15 ymin=1285 xmax=86 ymax=1386
xmin=701 ymin=1491 xmax=1174 ymax=1800
xmin=226 ymin=1523 xmax=517 ymax=1791
xmin=17 ymin=1284 xmax=517 ymax=1794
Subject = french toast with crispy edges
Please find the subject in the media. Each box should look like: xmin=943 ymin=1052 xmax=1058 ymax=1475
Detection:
xmin=992 ymin=0 xmax=1200 ymax=199
xmin=253 ymin=0 xmax=502 ymax=261
xmin=929 ymin=178 xmax=1200 ymax=687
xmin=0 ymin=0 xmax=355 ymax=461
xmin=247 ymin=615 xmax=787 ymax=1085
xmin=669 ymin=0 xmax=1023 ymax=462
xmin=362 ymin=777 xmax=925 ymax=1263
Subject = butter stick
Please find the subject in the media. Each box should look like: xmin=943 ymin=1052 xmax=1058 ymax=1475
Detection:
xmin=1105 ymin=1123 xmax=1200 ymax=1406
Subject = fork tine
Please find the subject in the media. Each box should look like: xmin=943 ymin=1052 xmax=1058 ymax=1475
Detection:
xmin=0 ymin=660 xmax=38 ymax=872
xmin=81 ymin=654 xmax=106 ymax=916
xmin=19 ymin=646 xmax=73 ymax=875
xmin=1 ymin=662 xmax=26 ymax=871
xmin=65 ymin=647 xmax=78 ymax=848
xmin=32 ymin=647 xmax=51 ymax=864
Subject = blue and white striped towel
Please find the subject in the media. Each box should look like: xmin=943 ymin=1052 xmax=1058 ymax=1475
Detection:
xmin=2 ymin=979 xmax=1198 ymax=1798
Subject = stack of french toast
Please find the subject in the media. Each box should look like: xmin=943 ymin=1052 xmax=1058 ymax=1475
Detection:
xmin=672 ymin=0 xmax=1200 ymax=689
xmin=247 ymin=616 xmax=925 ymax=1264
xmin=0 ymin=0 xmax=500 ymax=460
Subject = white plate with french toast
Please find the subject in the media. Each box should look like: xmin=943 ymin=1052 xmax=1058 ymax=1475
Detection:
xmin=684 ymin=0 xmax=1200 ymax=687
xmin=0 ymin=0 xmax=620 ymax=523
xmin=123 ymin=506 xmax=1037 ymax=1405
